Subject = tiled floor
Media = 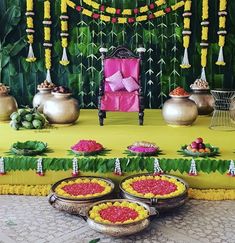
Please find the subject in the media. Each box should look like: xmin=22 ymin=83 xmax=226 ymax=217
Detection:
xmin=0 ymin=196 xmax=234 ymax=243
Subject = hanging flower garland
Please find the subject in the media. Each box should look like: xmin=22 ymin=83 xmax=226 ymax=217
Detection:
xmin=216 ymin=0 xmax=227 ymax=66
xmin=66 ymin=0 xmax=185 ymax=24
xmin=43 ymin=0 xmax=52 ymax=82
xmin=60 ymin=0 xmax=70 ymax=66
xmin=180 ymin=0 xmax=192 ymax=69
xmin=26 ymin=0 xmax=36 ymax=62
xmin=82 ymin=0 xmax=166 ymax=16
xmin=200 ymin=0 xmax=209 ymax=81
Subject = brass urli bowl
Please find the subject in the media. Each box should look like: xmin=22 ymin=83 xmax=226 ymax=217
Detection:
xmin=83 ymin=199 xmax=158 ymax=237
xmin=119 ymin=173 xmax=189 ymax=212
xmin=48 ymin=176 xmax=115 ymax=215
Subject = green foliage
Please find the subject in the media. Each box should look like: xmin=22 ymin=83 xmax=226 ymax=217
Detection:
xmin=0 ymin=0 xmax=235 ymax=107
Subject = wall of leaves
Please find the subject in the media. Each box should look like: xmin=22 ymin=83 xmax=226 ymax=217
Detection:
xmin=0 ymin=0 xmax=235 ymax=108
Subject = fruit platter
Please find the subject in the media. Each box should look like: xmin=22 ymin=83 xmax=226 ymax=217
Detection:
xmin=120 ymin=173 xmax=188 ymax=212
xmin=126 ymin=141 xmax=160 ymax=156
xmin=85 ymin=199 xmax=157 ymax=237
xmin=9 ymin=140 xmax=48 ymax=156
xmin=179 ymin=137 xmax=220 ymax=157
xmin=48 ymin=176 xmax=115 ymax=215
xmin=70 ymin=140 xmax=105 ymax=156
xmin=10 ymin=108 xmax=47 ymax=130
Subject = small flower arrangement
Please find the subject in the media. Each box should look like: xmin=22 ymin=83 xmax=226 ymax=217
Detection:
xmin=121 ymin=175 xmax=186 ymax=199
xmin=89 ymin=201 xmax=149 ymax=224
xmin=70 ymin=140 xmax=104 ymax=156
xmin=127 ymin=141 xmax=160 ymax=156
xmin=55 ymin=178 xmax=112 ymax=199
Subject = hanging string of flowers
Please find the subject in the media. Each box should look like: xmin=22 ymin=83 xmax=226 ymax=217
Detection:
xmin=66 ymin=0 xmax=185 ymax=24
xmin=81 ymin=0 xmax=166 ymax=16
xmin=26 ymin=0 xmax=36 ymax=62
xmin=180 ymin=0 xmax=192 ymax=69
xmin=200 ymin=0 xmax=209 ymax=81
xmin=60 ymin=0 xmax=70 ymax=66
xmin=216 ymin=0 xmax=227 ymax=66
xmin=43 ymin=0 xmax=52 ymax=82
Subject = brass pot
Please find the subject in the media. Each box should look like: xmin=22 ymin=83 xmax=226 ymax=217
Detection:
xmin=120 ymin=173 xmax=189 ymax=212
xmin=32 ymin=88 xmax=53 ymax=112
xmin=189 ymin=89 xmax=214 ymax=115
xmin=48 ymin=176 xmax=115 ymax=215
xmin=43 ymin=92 xmax=80 ymax=124
xmin=0 ymin=92 xmax=18 ymax=121
xmin=85 ymin=199 xmax=157 ymax=237
xmin=162 ymin=95 xmax=198 ymax=126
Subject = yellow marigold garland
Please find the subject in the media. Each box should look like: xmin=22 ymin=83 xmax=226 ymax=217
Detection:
xmin=60 ymin=0 xmax=70 ymax=66
xmin=89 ymin=201 xmax=149 ymax=224
xmin=216 ymin=0 xmax=227 ymax=66
xmin=26 ymin=0 xmax=36 ymax=62
xmin=200 ymin=0 xmax=209 ymax=81
xmin=43 ymin=0 xmax=52 ymax=82
xmin=180 ymin=0 xmax=192 ymax=69
xmin=55 ymin=178 xmax=112 ymax=199
xmin=122 ymin=175 xmax=186 ymax=199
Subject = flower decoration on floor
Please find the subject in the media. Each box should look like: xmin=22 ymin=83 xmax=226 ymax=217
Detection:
xmin=179 ymin=137 xmax=220 ymax=158
xmin=60 ymin=0 xmax=70 ymax=66
xmin=70 ymin=140 xmax=109 ymax=156
xmin=43 ymin=0 xmax=53 ymax=82
xmin=121 ymin=175 xmax=186 ymax=199
xmin=89 ymin=201 xmax=149 ymax=224
xmin=55 ymin=177 xmax=112 ymax=199
xmin=180 ymin=0 xmax=192 ymax=69
xmin=126 ymin=141 xmax=161 ymax=156
xmin=66 ymin=0 xmax=185 ymax=24
xmin=200 ymin=0 xmax=209 ymax=81
xmin=216 ymin=0 xmax=227 ymax=66
xmin=25 ymin=0 xmax=36 ymax=62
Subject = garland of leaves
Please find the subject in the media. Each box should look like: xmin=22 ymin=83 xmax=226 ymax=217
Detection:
xmin=180 ymin=0 xmax=192 ymax=69
xmin=216 ymin=0 xmax=227 ymax=66
xmin=82 ymin=0 xmax=166 ymax=16
xmin=25 ymin=0 xmax=36 ymax=62
xmin=60 ymin=0 xmax=70 ymax=66
xmin=43 ymin=0 xmax=52 ymax=82
xmin=1 ymin=156 xmax=232 ymax=174
xmin=66 ymin=0 xmax=185 ymax=24
xmin=200 ymin=0 xmax=209 ymax=81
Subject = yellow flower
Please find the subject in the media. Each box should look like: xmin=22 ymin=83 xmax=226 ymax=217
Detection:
xmin=171 ymin=1 xmax=185 ymax=11
xmin=219 ymin=0 xmax=227 ymax=11
xmin=154 ymin=10 xmax=165 ymax=18
xmin=91 ymin=1 xmax=100 ymax=10
xmin=201 ymin=48 xmax=208 ymax=67
xmin=27 ymin=17 xmax=34 ymax=28
xmin=61 ymin=0 xmax=67 ymax=13
xmin=45 ymin=48 xmax=51 ymax=70
xmin=155 ymin=0 xmax=166 ymax=6
xmin=219 ymin=16 xmax=226 ymax=29
xmin=26 ymin=57 xmax=37 ymax=62
xmin=27 ymin=34 xmax=34 ymax=44
xmin=218 ymin=35 xmax=225 ymax=47
xmin=184 ymin=0 xmax=192 ymax=11
xmin=122 ymin=9 xmax=132 ymax=15
xmin=44 ymin=27 xmax=51 ymax=41
xmin=106 ymin=7 xmax=116 ymax=15
xmin=118 ymin=17 xmax=127 ymax=24
xmin=201 ymin=26 xmax=208 ymax=41
xmin=61 ymin=21 xmax=68 ymax=31
xmin=66 ymin=0 xmax=76 ymax=9
xmin=26 ymin=0 xmax=33 ymax=11
xmin=136 ymin=15 xmax=147 ymax=22
xmin=82 ymin=9 xmax=93 ymax=17
xmin=100 ymin=15 xmax=111 ymax=22
xmin=140 ymin=6 xmax=148 ymax=13
xmin=44 ymin=1 xmax=51 ymax=19
xmin=184 ymin=18 xmax=190 ymax=29
xmin=202 ymin=0 xmax=209 ymax=20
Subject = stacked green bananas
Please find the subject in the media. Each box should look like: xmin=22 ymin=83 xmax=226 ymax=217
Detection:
xmin=10 ymin=108 xmax=47 ymax=130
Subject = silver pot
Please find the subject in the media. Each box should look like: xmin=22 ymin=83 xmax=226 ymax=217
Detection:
xmin=48 ymin=176 xmax=115 ymax=215
xmin=84 ymin=199 xmax=157 ymax=237
xmin=33 ymin=88 xmax=53 ymax=112
xmin=189 ymin=89 xmax=214 ymax=115
xmin=119 ymin=173 xmax=189 ymax=212
xmin=0 ymin=92 xmax=18 ymax=121
xmin=43 ymin=92 xmax=80 ymax=124
xmin=162 ymin=95 xmax=198 ymax=126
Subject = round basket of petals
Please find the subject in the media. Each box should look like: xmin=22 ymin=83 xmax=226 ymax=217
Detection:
xmin=71 ymin=140 xmax=104 ymax=156
xmin=127 ymin=141 xmax=160 ymax=156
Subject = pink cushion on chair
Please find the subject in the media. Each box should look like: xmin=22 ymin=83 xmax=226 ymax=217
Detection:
xmin=105 ymin=71 xmax=125 ymax=92
xmin=122 ymin=77 xmax=139 ymax=92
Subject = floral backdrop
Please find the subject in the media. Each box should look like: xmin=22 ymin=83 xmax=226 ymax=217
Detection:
xmin=0 ymin=0 xmax=235 ymax=108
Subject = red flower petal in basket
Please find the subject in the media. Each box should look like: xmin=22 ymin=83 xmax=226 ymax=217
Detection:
xmin=100 ymin=206 xmax=139 ymax=223
xmin=62 ymin=182 xmax=105 ymax=196
xmin=131 ymin=179 xmax=177 ymax=195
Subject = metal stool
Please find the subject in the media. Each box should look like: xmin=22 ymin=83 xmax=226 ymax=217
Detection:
xmin=209 ymin=89 xmax=235 ymax=131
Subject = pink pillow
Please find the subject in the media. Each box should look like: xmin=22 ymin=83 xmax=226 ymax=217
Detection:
xmin=105 ymin=71 xmax=125 ymax=92
xmin=122 ymin=76 xmax=139 ymax=92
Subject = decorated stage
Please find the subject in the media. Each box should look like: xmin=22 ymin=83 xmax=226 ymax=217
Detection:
xmin=0 ymin=109 xmax=235 ymax=195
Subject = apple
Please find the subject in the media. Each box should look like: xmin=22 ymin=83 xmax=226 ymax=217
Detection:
xmin=195 ymin=137 xmax=203 ymax=144
xmin=191 ymin=141 xmax=198 ymax=149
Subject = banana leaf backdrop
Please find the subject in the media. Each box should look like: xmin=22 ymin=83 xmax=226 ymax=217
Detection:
xmin=0 ymin=0 xmax=235 ymax=108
